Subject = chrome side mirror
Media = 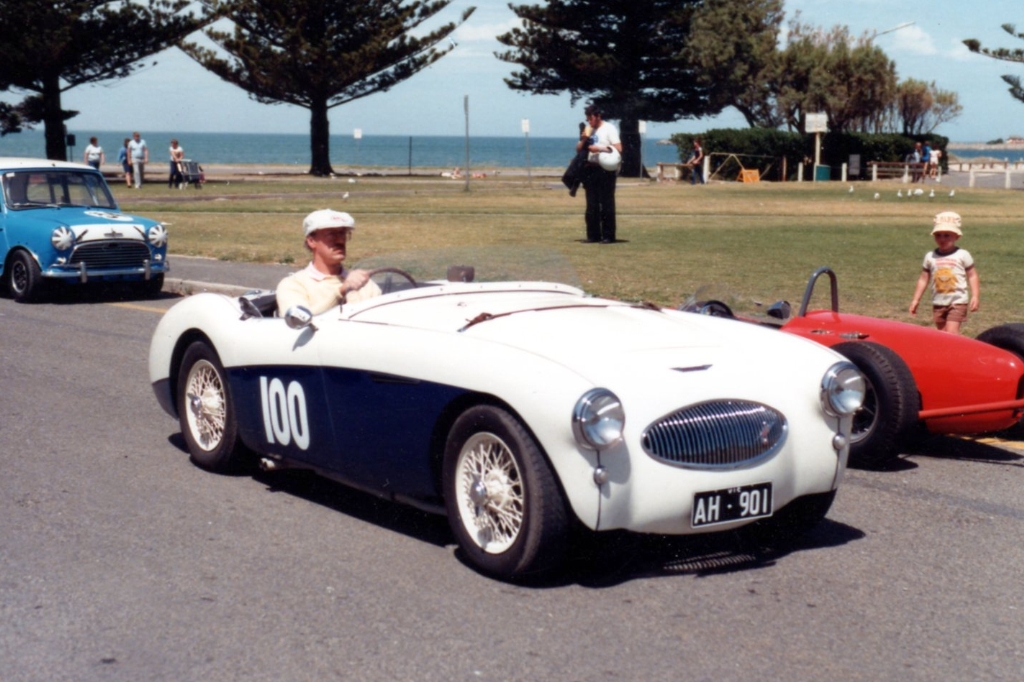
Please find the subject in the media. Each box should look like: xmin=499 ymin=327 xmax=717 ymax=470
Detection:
xmin=284 ymin=305 xmax=316 ymax=331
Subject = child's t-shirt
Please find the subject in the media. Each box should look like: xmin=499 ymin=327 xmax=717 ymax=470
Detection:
xmin=923 ymin=247 xmax=974 ymax=306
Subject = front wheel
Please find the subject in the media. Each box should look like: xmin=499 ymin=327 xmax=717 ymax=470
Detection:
xmin=443 ymin=405 xmax=569 ymax=581
xmin=832 ymin=342 xmax=919 ymax=469
xmin=176 ymin=341 xmax=245 ymax=472
xmin=9 ymin=251 xmax=46 ymax=303
xmin=140 ymin=273 xmax=165 ymax=299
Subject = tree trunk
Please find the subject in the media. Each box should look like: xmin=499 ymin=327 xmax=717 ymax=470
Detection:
xmin=308 ymin=99 xmax=334 ymax=176
xmin=42 ymin=76 xmax=66 ymax=161
xmin=618 ymin=117 xmax=649 ymax=178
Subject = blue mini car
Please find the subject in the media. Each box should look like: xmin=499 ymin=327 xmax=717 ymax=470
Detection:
xmin=0 ymin=158 xmax=168 ymax=301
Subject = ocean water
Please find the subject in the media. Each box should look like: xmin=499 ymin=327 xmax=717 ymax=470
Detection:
xmin=0 ymin=129 xmax=683 ymax=169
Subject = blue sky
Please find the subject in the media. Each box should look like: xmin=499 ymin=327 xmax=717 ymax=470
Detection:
xmin=12 ymin=0 xmax=1024 ymax=141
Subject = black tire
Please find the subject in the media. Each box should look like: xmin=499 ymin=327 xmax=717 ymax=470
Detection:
xmin=977 ymin=323 xmax=1024 ymax=360
xmin=140 ymin=273 xmax=165 ymax=299
xmin=8 ymin=250 xmax=46 ymax=303
xmin=740 ymin=490 xmax=836 ymax=548
xmin=442 ymin=405 xmax=570 ymax=581
xmin=176 ymin=341 xmax=245 ymax=473
xmin=832 ymin=341 xmax=920 ymax=469
xmin=976 ymin=323 xmax=1024 ymax=436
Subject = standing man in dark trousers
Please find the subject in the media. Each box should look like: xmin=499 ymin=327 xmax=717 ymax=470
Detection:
xmin=577 ymin=104 xmax=622 ymax=244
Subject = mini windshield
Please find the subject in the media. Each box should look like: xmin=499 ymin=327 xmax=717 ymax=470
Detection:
xmin=2 ymin=169 xmax=118 ymax=210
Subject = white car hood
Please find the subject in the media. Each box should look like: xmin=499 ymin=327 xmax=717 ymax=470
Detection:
xmin=345 ymin=285 xmax=824 ymax=385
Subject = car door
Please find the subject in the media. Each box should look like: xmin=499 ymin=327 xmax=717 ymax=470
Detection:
xmin=311 ymin=317 xmax=467 ymax=500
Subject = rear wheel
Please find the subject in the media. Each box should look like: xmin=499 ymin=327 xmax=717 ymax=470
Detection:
xmin=443 ymin=405 xmax=569 ymax=581
xmin=832 ymin=342 xmax=919 ymax=469
xmin=977 ymin=323 xmax=1024 ymax=360
xmin=977 ymin=324 xmax=1024 ymax=436
xmin=176 ymin=341 xmax=245 ymax=472
xmin=9 ymin=251 xmax=45 ymax=303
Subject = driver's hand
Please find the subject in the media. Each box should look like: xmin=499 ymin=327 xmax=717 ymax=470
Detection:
xmin=342 ymin=269 xmax=370 ymax=295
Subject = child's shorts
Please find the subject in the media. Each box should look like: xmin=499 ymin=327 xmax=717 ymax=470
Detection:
xmin=933 ymin=303 xmax=968 ymax=325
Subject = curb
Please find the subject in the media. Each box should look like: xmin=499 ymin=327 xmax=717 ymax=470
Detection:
xmin=164 ymin=277 xmax=256 ymax=298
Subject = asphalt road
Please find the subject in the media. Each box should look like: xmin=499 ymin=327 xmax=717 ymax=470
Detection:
xmin=2 ymin=260 xmax=1023 ymax=681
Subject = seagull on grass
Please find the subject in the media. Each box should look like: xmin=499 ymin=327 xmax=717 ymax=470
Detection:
xmin=897 ymin=190 xmax=902 ymax=197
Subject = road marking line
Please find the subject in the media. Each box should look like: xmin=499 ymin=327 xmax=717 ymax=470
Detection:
xmin=973 ymin=436 xmax=1024 ymax=452
xmin=108 ymin=302 xmax=167 ymax=314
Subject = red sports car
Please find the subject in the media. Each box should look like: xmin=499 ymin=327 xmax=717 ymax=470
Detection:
xmin=683 ymin=267 xmax=1024 ymax=468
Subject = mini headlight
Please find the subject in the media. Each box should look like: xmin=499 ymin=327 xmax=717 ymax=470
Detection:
xmin=572 ymin=388 xmax=625 ymax=450
xmin=148 ymin=224 xmax=168 ymax=248
xmin=51 ymin=226 xmax=75 ymax=251
xmin=821 ymin=361 xmax=865 ymax=417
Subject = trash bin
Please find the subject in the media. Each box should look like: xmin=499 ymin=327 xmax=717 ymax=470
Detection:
xmin=814 ymin=164 xmax=831 ymax=182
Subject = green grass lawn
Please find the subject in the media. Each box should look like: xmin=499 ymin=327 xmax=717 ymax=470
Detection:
xmin=118 ymin=175 xmax=1024 ymax=336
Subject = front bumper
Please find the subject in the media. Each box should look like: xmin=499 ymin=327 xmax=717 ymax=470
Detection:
xmin=43 ymin=259 xmax=168 ymax=283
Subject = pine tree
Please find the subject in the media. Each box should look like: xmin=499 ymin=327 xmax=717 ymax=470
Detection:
xmin=0 ymin=0 xmax=208 ymax=160
xmin=965 ymin=24 xmax=1024 ymax=104
xmin=185 ymin=0 xmax=474 ymax=176
xmin=497 ymin=0 xmax=717 ymax=177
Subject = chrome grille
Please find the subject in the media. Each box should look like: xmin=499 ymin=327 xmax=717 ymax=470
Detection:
xmin=641 ymin=400 xmax=787 ymax=468
xmin=70 ymin=241 xmax=150 ymax=269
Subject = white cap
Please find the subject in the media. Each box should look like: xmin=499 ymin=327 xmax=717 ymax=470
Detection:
xmin=303 ymin=209 xmax=355 ymax=237
xmin=931 ymin=211 xmax=962 ymax=236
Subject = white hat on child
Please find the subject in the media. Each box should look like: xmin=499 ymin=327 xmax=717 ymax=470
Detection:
xmin=303 ymin=209 xmax=355 ymax=236
xmin=931 ymin=211 xmax=962 ymax=236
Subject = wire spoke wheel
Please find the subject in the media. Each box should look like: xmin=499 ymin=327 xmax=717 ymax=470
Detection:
xmin=455 ymin=432 xmax=525 ymax=554
xmin=442 ymin=405 xmax=569 ymax=580
xmin=184 ymin=359 xmax=227 ymax=452
xmin=176 ymin=342 xmax=244 ymax=473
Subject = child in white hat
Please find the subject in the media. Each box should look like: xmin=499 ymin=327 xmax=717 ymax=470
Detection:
xmin=908 ymin=211 xmax=980 ymax=334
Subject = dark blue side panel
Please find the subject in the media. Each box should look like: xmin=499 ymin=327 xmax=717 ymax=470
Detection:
xmin=320 ymin=368 xmax=468 ymax=499
xmin=228 ymin=364 xmax=467 ymax=500
xmin=229 ymin=365 xmax=332 ymax=461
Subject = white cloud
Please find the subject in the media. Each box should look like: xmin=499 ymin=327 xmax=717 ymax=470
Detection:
xmin=886 ymin=25 xmax=938 ymax=56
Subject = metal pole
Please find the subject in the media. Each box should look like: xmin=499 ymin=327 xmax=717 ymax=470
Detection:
xmin=408 ymin=136 xmax=412 ymax=176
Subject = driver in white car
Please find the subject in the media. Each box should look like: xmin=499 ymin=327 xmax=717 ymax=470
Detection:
xmin=276 ymin=209 xmax=382 ymax=316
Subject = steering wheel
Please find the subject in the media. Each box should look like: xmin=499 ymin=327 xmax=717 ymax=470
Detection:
xmin=368 ymin=267 xmax=418 ymax=295
xmin=696 ymin=300 xmax=734 ymax=318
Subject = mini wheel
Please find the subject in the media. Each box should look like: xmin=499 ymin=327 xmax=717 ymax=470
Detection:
xmin=442 ymin=405 xmax=569 ymax=580
xmin=8 ymin=250 xmax=46 ymax=303
xmin=176 ymin=341 xmax=245 ymax=472
xmin=140 ymin=273 xmax=165 ymax=299
xmin=832 ymin=341 xmax=919 ymax=469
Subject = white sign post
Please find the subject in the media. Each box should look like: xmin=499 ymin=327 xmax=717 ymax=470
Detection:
xmin=353 ymin=128 xmax=362 ymax=168
xmin=522 ymin=118 xmax=532 ymax=185
xmin=805 ymin=113 xmax=828 ymax=182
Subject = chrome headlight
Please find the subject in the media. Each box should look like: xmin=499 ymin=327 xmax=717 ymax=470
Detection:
xmin=148 ymin=223 xmax=168 ymax=248
xmin=572 ymin=389 xmax=625 ymax=450
xmin=51 ymin=226 xmax=75 ymax=251
xmin=821 ymin=361 xmax=865 ymax=417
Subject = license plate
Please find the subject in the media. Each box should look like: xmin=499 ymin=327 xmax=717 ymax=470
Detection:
xmin=692 ymin=482 xmax=773 ymax=528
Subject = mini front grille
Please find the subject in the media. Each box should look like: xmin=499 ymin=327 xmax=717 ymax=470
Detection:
xmin=641 ymin=400 xmax=787 ymax=468
xmin=70 ymin=241 xmax=150 ymax=269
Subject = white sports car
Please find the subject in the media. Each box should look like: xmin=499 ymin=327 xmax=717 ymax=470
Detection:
xmin=148 ymin=266 xmax=864 ymax=580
